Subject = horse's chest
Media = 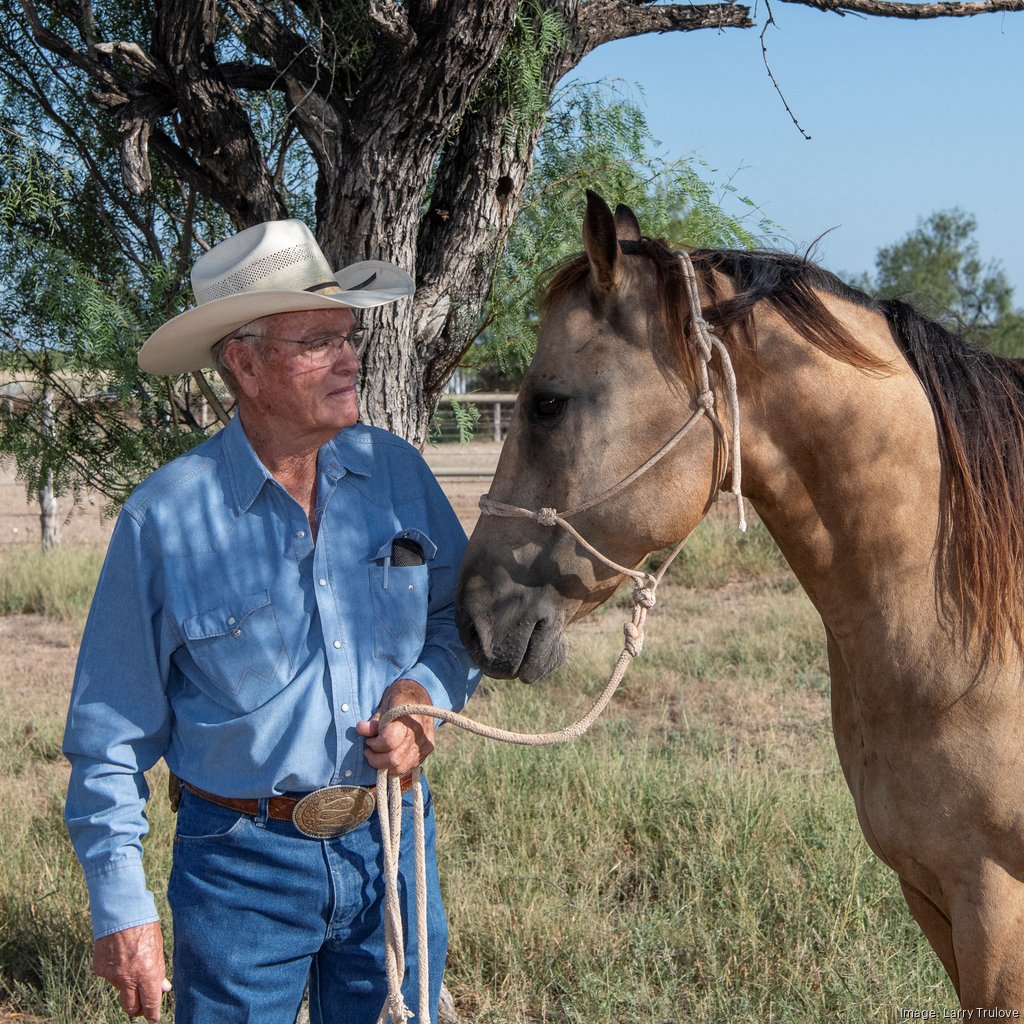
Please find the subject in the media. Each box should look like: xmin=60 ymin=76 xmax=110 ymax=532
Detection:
xmin=827 ymin=647 xmax=1024 ymax=882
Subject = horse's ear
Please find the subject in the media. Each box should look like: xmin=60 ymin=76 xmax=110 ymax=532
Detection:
xmin=614 ymin=204 xmax=642 ymax=242
xmin=583 ymin=189 xmax=619 ymax=296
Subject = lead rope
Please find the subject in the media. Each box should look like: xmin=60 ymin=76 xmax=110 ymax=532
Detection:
xmin=372 ymin=251 xmax=744 ymax=1023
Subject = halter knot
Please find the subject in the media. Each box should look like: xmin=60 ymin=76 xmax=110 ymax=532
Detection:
xmin=697 ymin=390 xmax=715 ymax=410
xmin=623 ymin=621 xmax=644 ymax=658
xmin=633 ymin=585 xmax=656 ymax=610
xmin=535 ymin=507 xmax=559 ymax=527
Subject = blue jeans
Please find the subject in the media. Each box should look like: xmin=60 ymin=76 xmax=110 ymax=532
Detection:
xmin=167 ymin=784 xmax=448 ymax=1024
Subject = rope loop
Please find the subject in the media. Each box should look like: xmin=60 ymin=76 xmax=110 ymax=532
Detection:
xmin=633 ymin=585 xmax=656 ymax=610
xmin=536 ymin=507 xmax=559 ymax=527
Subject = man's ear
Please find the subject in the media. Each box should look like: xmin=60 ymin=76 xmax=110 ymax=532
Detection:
xmin=222 ymin=339 xmax=262 ymax=399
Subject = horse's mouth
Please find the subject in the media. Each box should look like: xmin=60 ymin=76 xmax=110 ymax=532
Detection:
xmin=456 ymin=604 xmax=568 ymax=682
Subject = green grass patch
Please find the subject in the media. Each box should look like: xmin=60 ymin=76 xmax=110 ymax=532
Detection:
xmin=433 ymin=720 xmax=949 ymax=1023
xmin=668 ymin=513 xmax=786 ymax=589
xmin=0 ymin=547 xmax=103 ymax=619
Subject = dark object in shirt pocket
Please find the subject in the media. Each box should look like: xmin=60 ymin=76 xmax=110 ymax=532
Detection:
xmin=370 ymin=531 xmax=434 ymax=671
xmin=391 ymin=536 xmax=425 ymax=566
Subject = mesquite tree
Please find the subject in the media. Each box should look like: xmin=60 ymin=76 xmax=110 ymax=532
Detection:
xmin=4 ymin=0 xmax=1023 ymax=453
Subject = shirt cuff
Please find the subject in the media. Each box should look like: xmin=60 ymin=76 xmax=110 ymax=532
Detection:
xmin=85 ymin=858 xmax=160 ymax=940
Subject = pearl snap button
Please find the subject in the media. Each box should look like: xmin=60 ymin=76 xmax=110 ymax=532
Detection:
xmin=407 ymin=584 xmax=415 ymax=592
xmin=318 ymin=578 xmax=327 ymax=587
xmin=232 ymin=629 xmax=242 ymax=638
xmin=333 ymin=640 xmax=342 ymax=649
xmin=343 ymin=770 xmax=353 ymax=778
xmin=227 ymin=616 xmax=236 ymax=626
xmin=341 ymin=703 xmax=350 ymax=713
xmin=296 ymin=530 xmax=305 ymax=538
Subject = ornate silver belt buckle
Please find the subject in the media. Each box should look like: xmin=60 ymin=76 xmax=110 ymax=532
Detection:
xmin=292 ymin=785 xmax=376 ymax=838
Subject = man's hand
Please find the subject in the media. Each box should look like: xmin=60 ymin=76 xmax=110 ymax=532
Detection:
xmin=93 ymin=921 xmax=172 ymax=1022
xmin=356 ymin=679 xmax=436 ymax=775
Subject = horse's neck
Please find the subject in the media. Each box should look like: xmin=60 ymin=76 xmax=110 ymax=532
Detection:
xmin=739 ymin=313 xmax=943 ymax=662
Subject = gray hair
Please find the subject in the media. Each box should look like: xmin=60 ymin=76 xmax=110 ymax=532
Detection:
xmin=210 ymin=320 xmax=267 ymax=397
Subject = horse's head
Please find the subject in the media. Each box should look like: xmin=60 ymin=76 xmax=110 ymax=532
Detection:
xmin=456 ymin=191 xmax=733 ymax=681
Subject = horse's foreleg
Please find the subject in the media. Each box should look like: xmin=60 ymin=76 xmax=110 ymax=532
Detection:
xmin=899 ymin=877 xmax=959 ymax=996
xmin=948 ymin=861 xmax=1024 ymax=1010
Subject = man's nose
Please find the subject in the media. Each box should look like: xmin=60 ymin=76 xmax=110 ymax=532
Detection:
xmin=333 ymin=337 xmax=360 ymax=370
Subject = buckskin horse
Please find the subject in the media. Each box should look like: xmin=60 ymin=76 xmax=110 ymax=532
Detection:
xmin=455 ymin=191 xmax=1024 ymax=1009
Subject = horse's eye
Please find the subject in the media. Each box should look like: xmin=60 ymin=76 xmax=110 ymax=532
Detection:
xmin=529 ymin=394 xmax=568 ymax=423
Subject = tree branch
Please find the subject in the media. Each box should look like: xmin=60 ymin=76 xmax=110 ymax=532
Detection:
xmin=19 ymin=0 xmax=123 ymax=94
xmin=574 ymin=0 xmax=753 ymax=61
xmin=224 ymin=0 xmax=326 ymax=91
xmin=92 ymin=40 xmax=171 ymax=86
xmin=191 ymin=370 xmax=230 ymax=427
xmin=151 ymin=0 xmax=285 ymax=226
xmin=147 ymin=125 xmax=264 ymax=221
xmin=0 ymin=38 xmax=163 ymax=262
xmin=780 ymin=0 xmax=1024 ymax=16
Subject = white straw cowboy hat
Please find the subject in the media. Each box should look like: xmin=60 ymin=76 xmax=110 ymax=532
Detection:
xmin=138 ymin=219 xmax=416 ymax=375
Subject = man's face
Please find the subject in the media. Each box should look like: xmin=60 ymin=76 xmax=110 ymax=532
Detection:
xmin=230 ymin=306 xmax=362 ymax=443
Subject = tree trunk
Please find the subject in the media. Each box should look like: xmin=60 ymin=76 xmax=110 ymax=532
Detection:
xmin=39 ymin=386 xmax=59 ymax=551
xmin=39 ymin=471 xmax=59 ymax=551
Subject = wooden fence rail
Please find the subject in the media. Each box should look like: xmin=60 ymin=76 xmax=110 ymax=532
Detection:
xmin=432 ymin=392 xmax=517 ymax=444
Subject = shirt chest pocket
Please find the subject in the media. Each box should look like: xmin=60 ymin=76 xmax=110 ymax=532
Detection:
xmin=181 ymin=591 xmax=290 ymax=714
xmin=369 ymin=531 xmax=434 ymax=672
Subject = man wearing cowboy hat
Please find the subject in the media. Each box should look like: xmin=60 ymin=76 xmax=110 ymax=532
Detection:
xmin=63 ymin=220 xmax=480 ymax=1023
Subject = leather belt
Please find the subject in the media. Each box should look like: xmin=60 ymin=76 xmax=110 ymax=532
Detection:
xmin=181 ymin=774 xmax=414 ymax=839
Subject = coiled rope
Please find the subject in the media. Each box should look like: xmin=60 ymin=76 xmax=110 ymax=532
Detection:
xmin=373 ymin=251 xmax=745 ymax=1023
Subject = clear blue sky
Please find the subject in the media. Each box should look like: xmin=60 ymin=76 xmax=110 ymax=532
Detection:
xmin=571 ymin=5 xmax=1024 ymax=297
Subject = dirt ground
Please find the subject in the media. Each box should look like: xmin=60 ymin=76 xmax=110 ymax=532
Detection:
xmin=0 ymin=441 xmax=503 ymax=550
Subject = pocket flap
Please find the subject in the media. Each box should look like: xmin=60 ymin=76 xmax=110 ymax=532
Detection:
xmin=183 ymin=591 xmax=273 ymax=641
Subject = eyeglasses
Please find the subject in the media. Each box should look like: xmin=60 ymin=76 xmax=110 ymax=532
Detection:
xmin=237 ymin=326 xmax=368 ymax=364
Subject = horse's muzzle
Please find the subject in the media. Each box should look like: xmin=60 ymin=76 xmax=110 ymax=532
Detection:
xmin=456 ymin=570 xmax=568 ymax=682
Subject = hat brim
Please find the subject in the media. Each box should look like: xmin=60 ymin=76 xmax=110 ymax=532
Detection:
xmin=138 ymin=260 xmax=415 ymax=375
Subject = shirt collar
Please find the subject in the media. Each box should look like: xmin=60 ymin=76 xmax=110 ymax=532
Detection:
xmin=323 ymin=424 xmax=373 ymax=481
xmin=222 ymin=414 xmax=373 ymax=514
xmin=221 ymin=412 xmax=273 ymax=514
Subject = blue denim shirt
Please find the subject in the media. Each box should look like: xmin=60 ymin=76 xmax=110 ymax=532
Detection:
xmin=63 ymin=414 xmax=480 ymax=939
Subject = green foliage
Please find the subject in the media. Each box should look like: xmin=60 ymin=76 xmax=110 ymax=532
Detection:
xmin=864 ymin=208 xmax=1024 ymax=358
xmin=0 ymin=2 xmax=332 ymax=513
xmin=0 ymin=8 xmax=240 ymax=513
xmin=0 ymin=130 xmax=219 ymax=512
xmin=449 ymin=396 xmax=482 ymax=445
xmin=490 ymin=0 xmax=567 ymax=150
xmin=468 ymin=79 xmax=774 ymax=386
